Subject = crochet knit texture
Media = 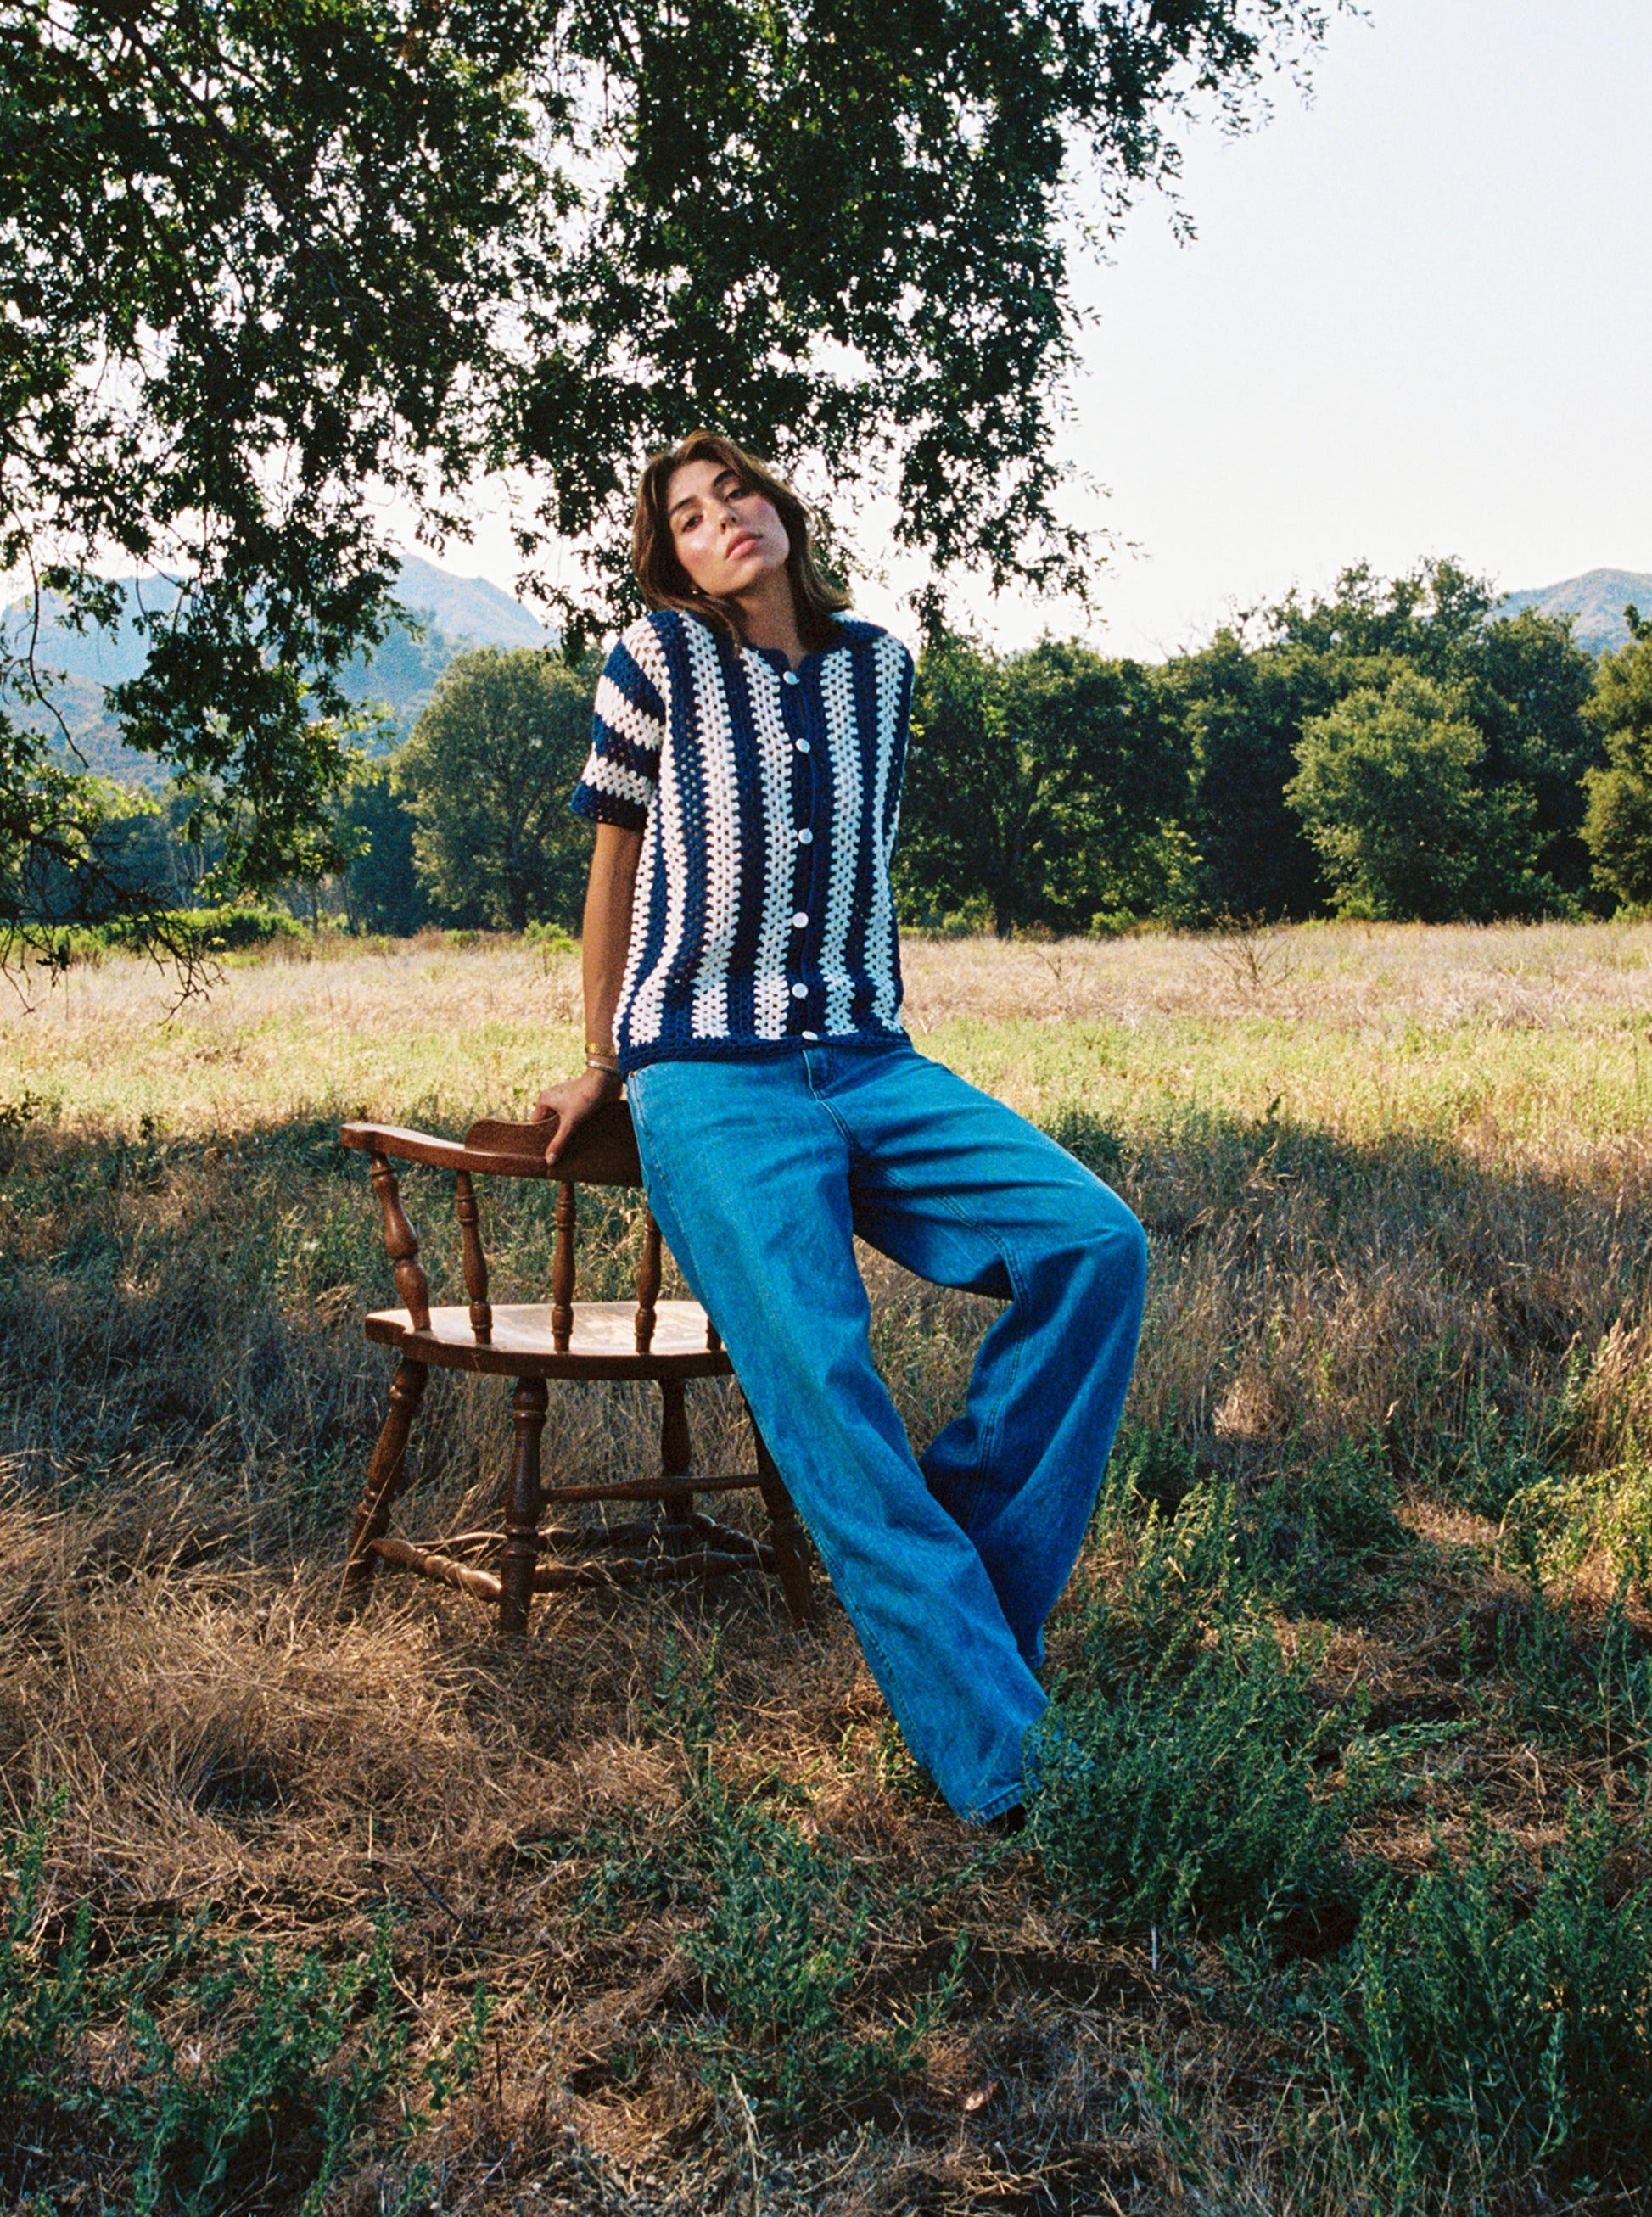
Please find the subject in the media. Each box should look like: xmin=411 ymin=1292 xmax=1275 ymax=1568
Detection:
xmin=571 ymin=609 xmax=915 ymax=1074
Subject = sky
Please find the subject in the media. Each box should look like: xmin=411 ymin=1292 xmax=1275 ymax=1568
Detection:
xmin=430 ymin=0 xmax=1652 ymax=661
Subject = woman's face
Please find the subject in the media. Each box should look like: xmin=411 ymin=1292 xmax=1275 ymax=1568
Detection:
xmin=664 ymin=458 xmax=792 ymax=600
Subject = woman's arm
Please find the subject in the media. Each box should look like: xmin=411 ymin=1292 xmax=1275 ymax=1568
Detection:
xmin=533 ymin=821 xmax=643 ymax=1163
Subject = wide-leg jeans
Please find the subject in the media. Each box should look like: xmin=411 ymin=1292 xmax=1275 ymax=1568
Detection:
xmin=626 ymin=1039 xmax=1148 ymax=1822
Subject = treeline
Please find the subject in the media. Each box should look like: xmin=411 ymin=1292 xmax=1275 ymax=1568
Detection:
xmin=901 ymin=559 xmax=1643 ymax=932
xmin=45 ymin=561 xmax=1652 ymax=942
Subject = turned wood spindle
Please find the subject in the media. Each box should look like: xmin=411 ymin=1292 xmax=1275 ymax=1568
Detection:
xmin=501 ymin=1376 xmax=549 ymax=1636
xmin=658 ymin=1374 xmax=695 ymax=1551
xmin=751 ymin=1414 xmax=816 ymax=1625
xmin=635 ymin=1207 xmax=662 ymax=1354
xmin=369 ymin=1152 xmax=431 ymax=1332
xmin=454 ymin=1169 xmax=492 ymax=1341
xmin=342 ymin=1358 xmax=429 ymax=1593
xmin=551 ymin=1182 xmax=576 ymax=1352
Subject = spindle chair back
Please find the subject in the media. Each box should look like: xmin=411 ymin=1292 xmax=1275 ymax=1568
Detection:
xmin=338 ymin=1102 xmax=815 ymax=1636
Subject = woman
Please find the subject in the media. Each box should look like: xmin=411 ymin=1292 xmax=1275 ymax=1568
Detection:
xmin=535 ymin=430 xmax=1146 ymax=1827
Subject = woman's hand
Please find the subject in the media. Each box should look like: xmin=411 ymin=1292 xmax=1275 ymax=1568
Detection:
xmin=533 ymin=1066 xmax=624 ymax=1167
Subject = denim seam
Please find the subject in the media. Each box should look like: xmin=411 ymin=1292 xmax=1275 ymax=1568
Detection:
xmin=801 ymin=1050 xmax=877 ymax=1167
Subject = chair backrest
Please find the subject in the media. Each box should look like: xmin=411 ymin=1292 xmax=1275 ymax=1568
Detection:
xmin=339 ymin=1104 xmax=703 ymax=1356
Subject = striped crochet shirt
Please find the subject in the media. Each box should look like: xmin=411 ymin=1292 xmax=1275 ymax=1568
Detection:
xmin=570 ymin=608 xmax=914 ymax=1075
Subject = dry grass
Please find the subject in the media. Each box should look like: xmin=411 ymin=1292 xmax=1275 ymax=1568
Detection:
xmin=3 ymin=921 xmax=1652 ymax=2212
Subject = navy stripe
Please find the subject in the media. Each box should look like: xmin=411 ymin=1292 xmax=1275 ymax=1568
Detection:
xmin=570 ymin=781 xmax=647 ymax=831
xmin=586 ymin=712 xmax=659 ymax=783
xmin=658 ymin=615 xmax=707 ymax=1029
xmin=721 ymin=637 xmax=767 ymax=1040
xmin=603 ymin=637 xmax=667 ymax=724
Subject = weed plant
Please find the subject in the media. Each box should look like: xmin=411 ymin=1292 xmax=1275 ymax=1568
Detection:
xmin=1338 ymin=1805 xmax=1652 ymax=2203
xmin=1467 ymin=1572 xmax=1652 ymax=1763
xmin=1030 ymin=1621 xmax=1359 ymax=1936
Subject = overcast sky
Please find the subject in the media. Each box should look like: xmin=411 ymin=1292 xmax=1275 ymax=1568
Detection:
xmin=437 ymin=0 xmax=1652 ymax=660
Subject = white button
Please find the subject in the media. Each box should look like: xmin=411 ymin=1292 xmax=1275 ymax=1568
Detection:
xmin=792 ymin=911 xmax=809 ymax=928
xmin=795 ymin=738 xmax=810 ymax=753
xmin=782 ymin=669 xmax=800 ymax=686
xmin=796 ymin=826 xmax=813 ymax=844
xmin=802 ymin=1030 xmax=819 ymax=1040
xmin=792 ymin=982 xmax=808 ymax=999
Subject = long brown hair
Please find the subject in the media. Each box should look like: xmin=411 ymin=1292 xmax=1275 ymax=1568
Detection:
xmin=631 ymin=431 xmax=849 ymax=654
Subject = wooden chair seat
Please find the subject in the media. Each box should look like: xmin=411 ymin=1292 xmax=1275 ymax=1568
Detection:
xmin=338 ymin=1104 xmax=816 ymax=1635
xmin=365 ymin=1298 xmax=732 ymax=1378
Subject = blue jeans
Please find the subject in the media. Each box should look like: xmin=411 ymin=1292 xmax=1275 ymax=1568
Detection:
xmin=626 ymin=1039 xmax=1147 ymax=1822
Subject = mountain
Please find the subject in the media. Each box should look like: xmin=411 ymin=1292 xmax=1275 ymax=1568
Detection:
xmin=392 ymin=555 xmax=549 ymax=649
xmin=1494 ymin=569 xmax=1652 ymax=656
xmin=2 ymin=556 xmax=552 ymax=782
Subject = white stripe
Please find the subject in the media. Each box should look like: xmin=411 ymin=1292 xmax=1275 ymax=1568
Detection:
xmin=615 ymin=808 xmax=664 ymax=1040
xmin=592 ymin=674 xmax=665 ymax=759
xmin=685 ymin=620 xmax=741 ymax=1040
xmin=580 ymin=753 xmax=653 ymax=814
xmin=818 ymin=652 xmax=865 ymax=1035
xmin=865 ymin=635 xmax=904 ymax=1028
xmin=623 ymin=677 xmax=693 ymax=1049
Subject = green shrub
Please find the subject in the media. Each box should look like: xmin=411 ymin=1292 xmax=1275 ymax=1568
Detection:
xmin=0 ymin=1789 xmax=96 ymax=2112
xmin=1079 ymin=1436 xmax=1406 ymax=1683
xmin=523 ymin=919 xmax=578 ymax=955
xmin=1341 ymin=1804 xmax=1652 ymax=2196
xmin=31 ymin=904 xmax=305 ymax=967
xmin=1469 ymin=1577 xmax=1652 ymax=1761
xmin=1030 ymin=1623 xmax=1356 ymax=1935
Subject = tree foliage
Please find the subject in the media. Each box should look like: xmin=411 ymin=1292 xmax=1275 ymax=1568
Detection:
xmin=1166 ymin=562 xmax=1601 ymax=921
xmin=1 ymin=0 xmax=1336 ymax=944
xmin=395 ymin=649 xmax=592 ymax=932
xmin=1581 ymin=608 xmax=1652 ymax=910
xmin=898 ymin=634 xmax=1195 ymax=935
xmin=335 ymin=763 xmax=431 ymax=938
xmin=1286 ymin=668 xmax=1549 ymax=923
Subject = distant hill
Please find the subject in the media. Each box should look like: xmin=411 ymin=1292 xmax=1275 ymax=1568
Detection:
xmin=392 ymin=555 xmax=548 ymax=650
xmin=1 ymin=555 xmax=553 ymax=783
xmin=1495 ymin=568 xmax=1652 ymax=655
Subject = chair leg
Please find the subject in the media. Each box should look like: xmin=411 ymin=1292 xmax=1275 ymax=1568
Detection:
xmin=658 ymin=1376 xmax=696 ymax=1553
xmin=751 ymin=1410 xmax=817 ymax=1626
xmin=501 ymin=1376 xmax=548 ymax=1637
xmin=342 ymin=1358 xmax=428 ymax=1602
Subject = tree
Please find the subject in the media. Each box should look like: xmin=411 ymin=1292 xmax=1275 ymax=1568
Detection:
xmin=898 ymin=634 xmax=1195 ymax=935
xmin=336 ymin=764 xmax=431 ymax=938
xmin=1581 ymin=608 xmax=1652 ymax=910
xmin=1285 ymin=668 xmax=1549 ymax=923
xmin=1 ymin=0 xmax=1336 ymax=950
xmin=1167 ymin=560 xmax=1602 ymax=920
xmin=395 ymin=649 xmax=593 ymax=932
xmin=1159 ymin=626 xmax=1334 ymax=921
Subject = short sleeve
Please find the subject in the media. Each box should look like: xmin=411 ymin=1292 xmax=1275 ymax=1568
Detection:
xmin=570 ymin=625 xmax=667 ymax=831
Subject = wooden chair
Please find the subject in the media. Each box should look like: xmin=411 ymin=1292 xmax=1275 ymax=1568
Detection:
xmin=338 ymin=1103 xmax=815 ymax=1635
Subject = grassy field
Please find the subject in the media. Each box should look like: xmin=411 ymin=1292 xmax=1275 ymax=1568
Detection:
xmin=3 ymin=920 xmax=1652 ymax=2214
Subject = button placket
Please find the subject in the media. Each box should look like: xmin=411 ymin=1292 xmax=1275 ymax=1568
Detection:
xmin=785 ymin=662 xmax=821 ymax=1032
